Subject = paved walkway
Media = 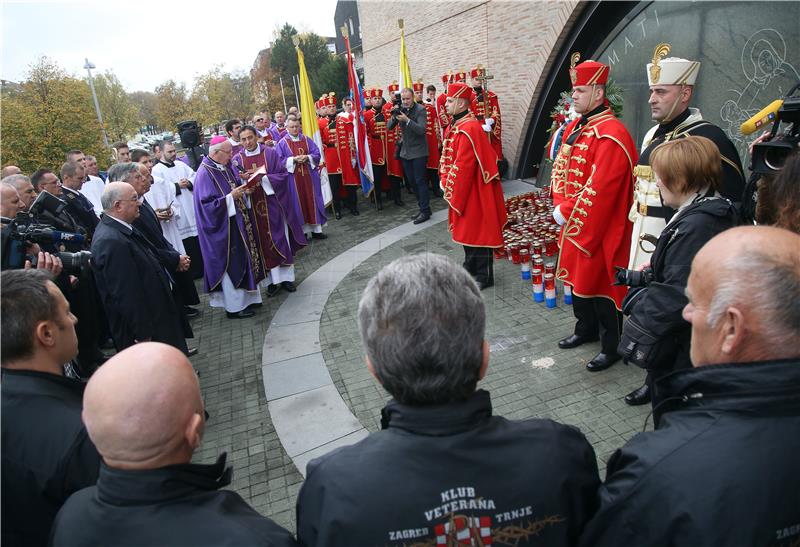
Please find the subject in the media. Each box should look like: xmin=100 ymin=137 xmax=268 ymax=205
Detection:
xmin=189 ymin=181 xmax=650 ymax=533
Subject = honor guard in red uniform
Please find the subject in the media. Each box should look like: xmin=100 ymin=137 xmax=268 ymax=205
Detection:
xmin=469 ymin=65 xmax=503 ymax=163
xmin=413 ymin=80 xmax=443 ymax=198
xmin=335 ymin=97 xmax=360 ymax=216
xmin=382 ymin=81 xmax=405 ymax=193
xmin=318 ymin=93 xmax=344 ymax=219
xmin=439 ymin=82 xmax=507 ymax=289
xmin=551 ymin=56 xmax=638 ymax=372
xmin=436 ymin=71 xmax=453 ymax=139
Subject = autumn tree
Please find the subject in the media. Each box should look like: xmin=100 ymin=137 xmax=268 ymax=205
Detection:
xmin=0 ymin=57 xmax=108 ymax=172
xmin=129 ymin=91 xmax=159 ymax=132
xmin=154 ymin=79 xmax=189 ymax=132
xmin=189 ymin=67 xmax=254 ymax=126
xmin=92 ymin=70 xmax=140 ymax=141
xmin=269 ymin=25 xmax=348 ymax=110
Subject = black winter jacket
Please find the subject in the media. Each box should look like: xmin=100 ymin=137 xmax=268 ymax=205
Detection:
xmin=297 ymin=390 xmax=600 ymax=547
xmin=50 ymin=453 xmax=297 ymax=547
xmin=580 ymin=358 xmax=800 ymax=546
xmin=619 ymin=196 xmax=739 ymax=372
xmin=1 ymin=369 xmax=101 ymax=547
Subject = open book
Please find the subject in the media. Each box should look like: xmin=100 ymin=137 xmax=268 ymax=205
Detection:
xmin=245 ymin=165 xmax=266 ymax=189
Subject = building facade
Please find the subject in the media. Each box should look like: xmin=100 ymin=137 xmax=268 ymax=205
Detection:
xmin=358 ymin=0 xmax=800 ymax=180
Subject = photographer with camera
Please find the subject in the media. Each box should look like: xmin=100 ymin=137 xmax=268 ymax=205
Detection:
xmin=387 ymin=88 xmax=431 ymax=224
xmin=617 ymin=136 xmax=739 ymax=406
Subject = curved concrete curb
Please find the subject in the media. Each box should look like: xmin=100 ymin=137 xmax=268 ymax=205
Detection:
xmin=262 ymin=180 xmax=534 ymax=476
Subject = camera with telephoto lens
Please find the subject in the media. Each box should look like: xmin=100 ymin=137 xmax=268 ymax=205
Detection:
xmin=613 ymin=266 xmax=654 ymax=288
xmin=1 ymin=208 xmax=89 ymax=273
xmin=390 ymin=93 xmax=407 ymax=118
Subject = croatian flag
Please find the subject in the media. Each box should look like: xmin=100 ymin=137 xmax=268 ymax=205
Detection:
xmin=343 ymin=31 xmax=374 ymax=196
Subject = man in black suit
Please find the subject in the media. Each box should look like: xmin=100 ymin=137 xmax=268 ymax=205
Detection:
xmin=90 ymin=181 xmax=188 ymax=354
xmin=30 ymin=165 xmax=104 ymax=376
xmin=59 ymin=161 xmax=99 ymax=239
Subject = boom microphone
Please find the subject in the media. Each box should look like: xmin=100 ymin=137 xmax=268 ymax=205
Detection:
xmin=740 ymin=99 xmax=783 ymax=135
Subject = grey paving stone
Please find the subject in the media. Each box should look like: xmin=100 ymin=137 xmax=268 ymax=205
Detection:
xmin=262 ymin=321 xmax=321 ymax=365
xmin=269 ymin=385 xmax=363 ymax=457
xmin=262 ymin=352 xmax=332 ymax=401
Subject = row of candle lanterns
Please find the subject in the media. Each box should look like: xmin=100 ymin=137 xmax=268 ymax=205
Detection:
xmin=497 ymin=188 xmax=572 ymax=308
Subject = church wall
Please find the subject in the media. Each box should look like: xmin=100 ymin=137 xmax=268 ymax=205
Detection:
xmin=358 ymin=0 xmax=581 ymax=179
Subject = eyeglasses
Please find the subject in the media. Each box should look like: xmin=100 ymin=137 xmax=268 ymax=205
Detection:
xmin=41 ymin=179 xmax=62 ymax=187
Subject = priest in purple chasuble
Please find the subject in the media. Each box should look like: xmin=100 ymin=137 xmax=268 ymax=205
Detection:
xmin=276 ymin=118 xmax=327 ymax=239
xmin=268 ymin=111 xmax=288 ymax=143
xmin=193 ymin=137 xmax=265 ymax=316
xmin=232 ymin=125 xmax=307 ymax=293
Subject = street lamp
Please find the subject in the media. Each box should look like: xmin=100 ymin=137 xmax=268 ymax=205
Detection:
xmin=84 ymin=58 xmax=109 ymax=147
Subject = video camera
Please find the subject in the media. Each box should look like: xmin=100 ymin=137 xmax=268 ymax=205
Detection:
xmin=750 ymin=82 xmax=800 ymax=175
xmin=740 ymin=80 xmax=800 ymax=223
xmin=1 ymin=196 xmax=90 ymax=273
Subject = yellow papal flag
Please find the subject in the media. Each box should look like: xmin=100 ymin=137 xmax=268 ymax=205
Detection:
xmin=295 ymin=42 xmax=332 ymax=204
xmin=399 ymin=20 xmax=413 ymax=89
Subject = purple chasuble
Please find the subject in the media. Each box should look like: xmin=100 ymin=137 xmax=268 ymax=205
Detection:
xmin=277 ymin=135 xmax=327 ymax=226
xmin=232 ymin=144 xmax=307 ymax=265
xmin=193 ymin=156 xmax=263 ymax=293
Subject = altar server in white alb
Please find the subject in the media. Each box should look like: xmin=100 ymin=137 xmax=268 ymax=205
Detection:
xmin=152 ymin=140 xmax=204 ymax=278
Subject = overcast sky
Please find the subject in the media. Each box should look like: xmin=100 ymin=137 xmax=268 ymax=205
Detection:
xmin=1 ymin=0 xmax=339 ymax=92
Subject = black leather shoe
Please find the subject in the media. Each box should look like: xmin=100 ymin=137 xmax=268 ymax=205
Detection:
xmin=394 ymin=199 xmax=405 ymax=206
xmin=311 ymin=232 xmax=327 ymax=240
xmin=351 ymin=209 xmax=360 ymax=216
xmin=226 ymin=309 xmax=255 ymax=319
xmin=586 ymin=352 xmax=621 ymax=372
xmin=187 ymin=347 xmax=199 ymax=357
xmin=624 ymin=384 xmax=651 ymax=406
xmin=281 ymin=281 xmax=297 ymax=292
xmin=334 ymin=211 xmax=342 ymax=220
xmin=183 ymin=306 xmax=200 ymax=318
xmin=247 ymin=302 xmax=263 ymax=309
xmin=558 ymin=334 xmax=599 ymax=349
xmin=266 ymin=284 xmax=280 ymax=297
xmin=413 ymin=213 xmax=431 ymax=225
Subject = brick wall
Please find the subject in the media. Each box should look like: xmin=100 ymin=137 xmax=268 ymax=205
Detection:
xmin=358 ymin=0 xmax=581 ymax=178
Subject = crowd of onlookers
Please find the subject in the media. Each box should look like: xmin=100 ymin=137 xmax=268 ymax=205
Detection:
xmin=2 ymin=101 xmax=799 ymax=546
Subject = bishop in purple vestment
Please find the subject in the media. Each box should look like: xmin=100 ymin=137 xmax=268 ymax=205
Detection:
xmin=194 ymin=137 xmax=264 ymax=317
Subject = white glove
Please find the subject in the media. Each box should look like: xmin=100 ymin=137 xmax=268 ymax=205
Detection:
xmin=482 ymin=124 xmax=492 ymax=133
xmin=351 ymin=159 xmax=357 ymax=168
xmin=553 ymin=205 xmax=566 ymax=226
xmin=485 ymin=118 xmax=495 ymax=127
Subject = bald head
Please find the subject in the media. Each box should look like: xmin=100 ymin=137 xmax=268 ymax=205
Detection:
xmin=82 ymin=343 xmax=204 ymax=469
xmin=1 ymin=165 xmax=22 ymax=178
xmin=683 ymin=226 xmax=800 ymax=366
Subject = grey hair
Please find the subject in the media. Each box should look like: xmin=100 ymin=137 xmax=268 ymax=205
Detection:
xmin=357 ymin=253 xmax=486 ymax=405
xmin=1 ymin=174 xmax=31 ymax=188
xmin=100 ymin=183 xmax=131 ymax=211
xmin=708 ymin=252 xmax=800 ymax=351
xmin=208 ymin=141 xmax=225 ymax=154
xmin=107 ymin=162 xmax=139 ymax=183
